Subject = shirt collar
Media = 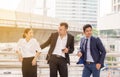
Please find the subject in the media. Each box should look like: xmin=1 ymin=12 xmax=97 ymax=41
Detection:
xmin=84 ymin=36 xmax=91 ymax=40
xmin=58 ymin=34 xmax=68 ymax=39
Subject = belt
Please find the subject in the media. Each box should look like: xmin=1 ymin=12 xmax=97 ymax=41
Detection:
xmin=23 ymin=56 xmax=34 ymax=59
xmin=52 ymin=54 xmax=64 ymax=58
xmin=86 ymin=61 xmax=94 ymax=64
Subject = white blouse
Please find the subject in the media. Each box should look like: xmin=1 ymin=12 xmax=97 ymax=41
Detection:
xmin=16 ymin=38 xmax=42 ymax=58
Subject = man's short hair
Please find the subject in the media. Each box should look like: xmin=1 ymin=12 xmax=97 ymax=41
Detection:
xmin=83 ymin=24 xmax=92 ymax=32
xmin=60 ymin=22 xmax=68 ymax=29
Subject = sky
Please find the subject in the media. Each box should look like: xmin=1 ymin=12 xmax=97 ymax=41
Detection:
xmin=0 ymin=0 xmax=21 ymax=10
xmin=0 ymin=0 xmax=112 ymax=17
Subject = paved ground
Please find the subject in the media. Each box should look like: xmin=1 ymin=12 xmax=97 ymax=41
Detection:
xmin=0 ymin=70 xmax=120 ymax=77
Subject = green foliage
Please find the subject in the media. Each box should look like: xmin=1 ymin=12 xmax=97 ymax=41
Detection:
xmin=93 ymin=27 xmax=98 ymax=36
xmin=75 ymin=27 xmax=99 ymax=41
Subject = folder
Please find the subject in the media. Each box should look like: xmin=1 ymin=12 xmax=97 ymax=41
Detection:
xmin=76 ymin=57 xmax=85 ymax=64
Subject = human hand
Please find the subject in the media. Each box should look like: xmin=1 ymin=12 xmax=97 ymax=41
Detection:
xmin=32 ymin=58 xmax=37 ymax=66
xmin=96 ymin=63 xmax=101 ymax=70
xmin=62 ymin=48 xmax=69 ymax=53
xmin=19 ymin=57 xmax=23 ymax=62
xmin=77 ymin=52 xmax=82 ymax=57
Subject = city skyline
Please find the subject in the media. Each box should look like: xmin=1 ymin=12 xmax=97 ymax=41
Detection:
xmin=0 ymin=0 xmax=112 ymax=17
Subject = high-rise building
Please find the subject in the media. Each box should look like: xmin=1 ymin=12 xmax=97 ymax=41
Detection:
xmin=54 ymin=0 xmax=98 ymax=26
xmin=112 ymin=0 xmax=120 ymax=12
xmin=98 ymin=0 xmax=120 ymax=53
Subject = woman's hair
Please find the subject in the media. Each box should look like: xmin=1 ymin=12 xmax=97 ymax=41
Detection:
xmin=23 ymin=28 xmax=32 ymax=38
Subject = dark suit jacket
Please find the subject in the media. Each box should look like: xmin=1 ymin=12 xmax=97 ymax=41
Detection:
xmin=79 ymin=36 xmax=106 ymax=67
xmin=40 ymin=32 xmax=74 ymax=64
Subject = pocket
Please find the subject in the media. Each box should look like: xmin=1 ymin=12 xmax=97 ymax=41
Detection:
xmin=49 ymin=55 xmax=54 ymax=63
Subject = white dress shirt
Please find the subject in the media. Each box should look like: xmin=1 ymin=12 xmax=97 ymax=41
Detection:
xmin=16 ymin=38 xmax=42 ymax=58
xmin=52 ymin=35 xmax=68 ymax=57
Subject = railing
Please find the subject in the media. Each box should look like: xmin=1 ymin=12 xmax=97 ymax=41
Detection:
xmin=0 ymin=18 xmax=82 ymax=32
xmin=0 ymin=51 xmax=83 ymax=77
xmin=0 ymin=51 xmax=120 ymax=77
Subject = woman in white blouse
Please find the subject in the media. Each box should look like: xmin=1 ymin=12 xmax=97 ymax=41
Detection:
xmin=16 ymin=28 xmax=41 ymax=77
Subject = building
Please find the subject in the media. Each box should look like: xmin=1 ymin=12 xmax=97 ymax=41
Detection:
xmin=112 ymin=0 xmax=120 ymax=13
xmin=98 ymin=0 xmax=120 ymax=54
xmin=98 ymin=0 xmax=120 ymax=39
xmin=54 ymin=0 xmax=98 ymax=27
xmin=16 ymin=0 xmax=98 ymax=27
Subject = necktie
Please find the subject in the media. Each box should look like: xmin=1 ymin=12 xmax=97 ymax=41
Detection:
xmin=85 ymin=39 xmax=88 ymax=60
xmin=85 ymin=39 xmax=88 ymax=52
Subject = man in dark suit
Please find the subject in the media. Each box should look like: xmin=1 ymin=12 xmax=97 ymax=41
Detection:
xmin=40 ymin=22 xmax=74 ymax=77
xmin=77 ymin=24 xmax=106 ymax=77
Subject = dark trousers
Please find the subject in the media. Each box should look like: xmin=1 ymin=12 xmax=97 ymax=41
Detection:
xmin=22 ymin=57 xmax=37 ymax=77
xmin=82 ymin=63 xmax=100 ymax=77
xmin=49 ymin=55 xmax=68 ymax=77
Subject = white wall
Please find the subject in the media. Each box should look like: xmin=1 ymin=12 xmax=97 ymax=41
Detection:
xmin=98 ymin=13 xmax=120 ymax=30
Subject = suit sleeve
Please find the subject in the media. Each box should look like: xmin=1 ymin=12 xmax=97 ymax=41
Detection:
xmin=68 ymin=36 xmax=74 ymax=54
xmin=40 ymin=33 xmax=52 ymax=49
xmin=79 ymin=38 xmax=84 ymax=54
xmin=97 ymin=37 xmax=106 ymax=64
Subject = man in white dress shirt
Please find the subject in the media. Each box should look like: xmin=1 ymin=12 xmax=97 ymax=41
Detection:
xmin=41 ymin=22 xmax=74 ymax=77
